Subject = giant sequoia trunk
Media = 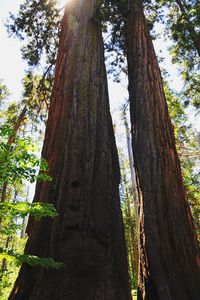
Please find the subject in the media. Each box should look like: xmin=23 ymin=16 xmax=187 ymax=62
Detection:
xmin=10 ymin=1 xmax=130 ymax=299
xmin=126 ymin=1 xmax=200 ymax=299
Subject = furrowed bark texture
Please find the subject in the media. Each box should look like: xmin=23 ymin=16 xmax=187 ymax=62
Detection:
xmin=126 ymin=1 xmax=200 ymax=299
xmin=10 ymin=1 xmax=130 ymax=299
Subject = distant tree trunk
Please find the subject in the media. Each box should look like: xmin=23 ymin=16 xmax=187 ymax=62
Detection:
xmin=1 ymin=190 xmax=17 ymax=272
xmin=1 ymin=236 xmax=11 ymax=272
xmin=10 ymin=1 xmax=130 ymax=299
xmin=20 ymin=185 xmax=30 ymax=239
xmin=122 ymin=109 xmax=139 ymax=222
xmin=126 ymin=0 xmax=200 ymax=299
xmin=7 ymin=106 xmax=27 ymax=145
xmin=0 ymin=182 xmax=7 ymax=203
xmin=123 ymin=172 xmax=138 ymax=278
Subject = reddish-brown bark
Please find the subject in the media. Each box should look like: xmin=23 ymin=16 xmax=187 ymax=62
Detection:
xmin=126 ymin=1 xmax=200 ymax=299
xmin=10 ymin=1 xmax=130 ymax=299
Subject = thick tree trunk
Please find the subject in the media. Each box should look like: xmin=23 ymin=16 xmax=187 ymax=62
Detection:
xmin=10 ymin=1 xmax=130 ymax=299
xmin=126 ymin=1 xmax=200 ymax=299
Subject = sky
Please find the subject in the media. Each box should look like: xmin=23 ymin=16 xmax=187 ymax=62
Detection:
xmin=0 ymin=0 xmax=199 ymax=130
xmin=0 ymin=0 xmax=26 ymax=101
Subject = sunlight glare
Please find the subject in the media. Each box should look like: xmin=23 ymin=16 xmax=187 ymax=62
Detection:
xmin=58 ymin=0 xmax=70 ymax=8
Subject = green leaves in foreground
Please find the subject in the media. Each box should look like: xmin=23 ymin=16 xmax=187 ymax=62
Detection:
xmin=0 ymin=202 xmax=58 ymax=236
xmin=0 ymin=124 xmax=52 ymax=184
xmin=0 ymin=202 xmax=57 ymax=221
xmin=0 ymin=202 xmax=63 ymax=271
xmin=0 ymin=248 xmax=64 ymax=269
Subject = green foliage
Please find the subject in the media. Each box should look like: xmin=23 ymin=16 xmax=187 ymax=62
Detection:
xmin=0 ymin=236 xmax=63 ymax=300
xmin=167 ymin=1 xmax=200 ymax=65
xmin=146 ymin=0 xmax=200 ymax=109
xmin=121 ymin=198 xmax=137 ymax=290
xmin=6 ymin=0 xmax=61 ymax=67
xmin=0 ymin=120 xmax=61 ymax=298
xmin=118 ymin=141 xmax=138 ymax=292
xmin=0 ymin=248 xmax=64 ymax=269
xmin=0 ymin=202 xmax=57 ymax=235
xmin=0 ymin=124 xmax=52 ymax=184
xmin=95 ymin=0 xmax=128 ymax=80
xmin=0 ymin=198 xmax=60 ymax=295
xmin=0 ymin=255 xmax=20 ymax=299
xmin=167 ymin=0 xmax=200 ymax=109
xmin=6 ymin=1 xmax=61 ymax=121
xmin=21 ymin=72 xmax=53 ymax=123
xmin=182 ymin=73 xmax=200 ymax=109
xmin=0 ymin=80 xmax=10 ymax=107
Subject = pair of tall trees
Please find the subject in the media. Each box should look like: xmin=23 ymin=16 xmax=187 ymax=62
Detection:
xmin=9 ymin=0 xmax=199 ymax=299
